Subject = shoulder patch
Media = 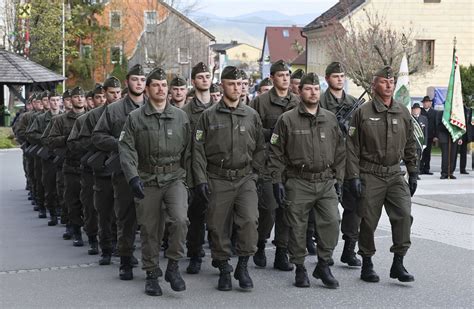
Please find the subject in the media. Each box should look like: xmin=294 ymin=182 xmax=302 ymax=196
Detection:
xmin=270 ymin=133 xmax=279 ymax=145
xmin=348 ymin=126 xmax=356 ymax=137
xmin=118 ymin=131 xmax=125 ymax=141
xmin=195 ymin=129 xmax=203 ymax=142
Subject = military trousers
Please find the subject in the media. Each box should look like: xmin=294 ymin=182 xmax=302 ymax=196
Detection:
xmin=41 ymin=159 xmax=57 ymax=213
xmin=285 ymin=178 xmax=340 ymax=264
xmin=34 ymin=156 xmax=45 ymax=209
xmin=56 ymin=167 xmax=67 ymax=223
xmin=112 ymin=172 xmax=137 ymax=257
xmin=340 ymin=180 xmax=361 ymax=242
xmin=23 ymin=154 xmax=30 ymax=190
xmin=137 ymin=180 xmax=188 ymax=271
xmin=207 ymin=174 xmax=259 ymax=261
xmin=357 ymin=173 xmax=412 ymax=257
xmin=26 ymin=156 xmax=36 ymax=199
xmin=64 ymin=170 xmax=83 ymax=227
xmin=94 ymin=175 xmax=116 ymax=253
xmin=186 ymin=193 xmax=207 ymax=258
xmin=80 ymin=170 xmax=98 ymax=237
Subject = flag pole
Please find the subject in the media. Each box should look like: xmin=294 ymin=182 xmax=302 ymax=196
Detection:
xmin=448 ymin=37 xmax=456 ymax=179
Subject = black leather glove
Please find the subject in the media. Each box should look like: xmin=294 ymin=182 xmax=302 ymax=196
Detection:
xmin=408 ymin=173 xmax=418 ymax=197
xmin=350 ymin=178 xmax=362 ymax=199
xmin=272 ymin=183 xmax=286 ymax=206
xmin=129 ymin=176 xmax=145 ymax=199
xmin=335 ymin=182 xmax=343 ymax=203
xmin=196 ymin=183 xmax=211 ymax=203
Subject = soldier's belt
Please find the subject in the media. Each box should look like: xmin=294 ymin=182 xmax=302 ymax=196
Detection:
xmin=360 ymin=160 xmax=400 ymax=175
xmin=286 ymin=167 xmax=333 ymax=181
xmin=207 ymin=164 xmax=252 ymax=178
xmin=141 ymin=163 xmax=180 ymax=174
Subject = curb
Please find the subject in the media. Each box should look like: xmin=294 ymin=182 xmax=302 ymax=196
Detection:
xmin=413 ymin=196 xmax=474 ymax=216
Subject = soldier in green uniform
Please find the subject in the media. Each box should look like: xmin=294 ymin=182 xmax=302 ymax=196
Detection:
xmin=92 ymin=64 xmax=146 ymax=280
xmin=209 ymin=83 xmax=222 ymax=104
xmin=86 ymin=91 xmax=95 ymax=110
xmin=289 ymin=68 xmax=304 ymax=95
xmin=256 ymin=77 xmax=272 ymax=96
xmin=193 ymin=66 xmax=265 ymax=291
xmin=182 ymin=62 xmax=213 ymax=275
xmin=269 ymin=73 xmax=345 ymax=289
xmin=169 ymin=76 xmax=188 ymax=108
xmin=320 ymin=62 xmax=361 ymax=267
xmin=119 ymin=67 xmax=192 ymax=296
xmin=46 ymin=86 xmax=86 ymax=246
xmin=249 ymin=60 xmax=299 ymax=271
xmin=28 ymin=91 xmax=62 ymax=225
xmin=346 ymin=66 xmax=417 ymax=283
xmin=240 ymin=70 xmax=251 ymax=105
xmin=79 ymin=77 xmax=121 ymax=265
xmin=62 ymin=89 xmax=73 ymax=111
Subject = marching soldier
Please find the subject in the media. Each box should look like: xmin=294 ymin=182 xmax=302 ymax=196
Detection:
xmin=169 ymin=76 xmax=188 ymax=108
xmin=193 ymin=66 xmax=265 ymax=291
xmin=86 ymin=91 xmax=95 ymax=110
xmin=119 ymin=67 xmax=192 ymax=296
xmin=289 ymin=68 xmax=304 ymax=95
xmin=209 ymin=83 xmax=222 ymax=104
xmin=268 ymin=73 xmax=345 ymax=288
xmin=62 ymin=89 xmax=73 ymax=111
xmin=92 ymin=64 xmax=146 ymax=280
xmin=249 ymin=60 xmax=299 ymax=271
xmin=240 ymin=70 xmax=251 ymax=105
xmin=256 ymin=77 xmax=272 ymax=96
xmin=346 ymin=66 xmax=417 ymax=283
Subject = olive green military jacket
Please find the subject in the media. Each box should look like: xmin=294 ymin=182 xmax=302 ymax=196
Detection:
xmin=192 ymin=100 xmax=265 ymax=185
xmin=319 ymin=89 xmax=357 ymax=117
xmin=268 ymin=103 xmax=345 ymax=183
xmin=181 ymin=97 xmax=212 ymax=133
xmin=26 ymin=110 xmax=54 ymax=146
xmin=118 ymin=102 xmax=192 ymax=187
xmin=346 ymin=96 xmax=417 ymax=179
xmin=78 ymin=104 xmax=106 ymax=151
xmin=16 ymin=110 xmax=39 ymax=145
xmin=92 ymin=96 xmax=143 ymax=153
xmin=250 ymin=87 xmax=300 ymax=142
xmin=67 ymin=112 xmax=89 ymax=154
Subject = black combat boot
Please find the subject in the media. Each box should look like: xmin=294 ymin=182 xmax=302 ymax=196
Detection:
xmin=98 ymin=249 xmax=112 ymax=266
xmin=62 ymin=224 xmax=72 ymax=240
xmin=145 ymin=269 xmax=162 ymax=296
xmin=165 ymin=259 xmax=186 ymax=292
xmin=234 ymin=256 xmax=253 ymax=289
xmin=274 ymin=247 xmax=294 ymax=271
xmin=119 ymin=256 xmax=133 ymax=280
xmin=131 ymin=254 xmax=139 ymax=266
xmin=306 ymin=233 xmax=316 ymax=256
xmin=253 ymin=240 xmax=267 ymax=267
xmin=48 ymin=209 xmax=58 ymax=226
xmin=313 ymin=258 xmax=339 ymax=289
xmin=340 ymin=240 xmax=361 ymax=267
xmin=390 ymin=254 xmax=415 ymax=282
xmin=38 ymin=207 xmax=47 ymax=219
xmin=72 ymin=225 xmax=84 ymax=247
xmin=216 ymin=260 xmax=233 ymax=291
xmin=186 ymin=257 xmax=202 ymax=274
xmin=294 ymin=264 xmax=310 ymax=288
xmin=87 ymin=235 xmax=99 ymax=255
xmin=360 ymin=257 xmax=380 ymax=282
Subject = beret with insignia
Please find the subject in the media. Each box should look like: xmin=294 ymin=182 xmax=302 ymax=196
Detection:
xmin=48 ymin=90 xmax=59 ymax=98
xmin=103 ymin=76 xmax=121 ymax=89
xmin=71 ymin=86 xmax=85 ymax=96
xmin=191 ymin=62 xmax=210 ymax=79
xmin=62 ymin=89 xmax=72 ymax=99
xmin=221 ymin=66 xmax=242 ymax=80
xmin=374 ymin=65 xmax=394 ymax=79
xmin=86 ymin=91 xmax=94 ymax=99
xmin=299 ymin=73 xmax=320 ymax=89
xmin=290 ymin=69 xmax=305 ymax=80
xmin=270 ymin=59 xmax=291 ymax=75
xmin=210 ymin=83 xmax=221 ymax=93
xmin=146 ymin=67 xmax=167 ymax=85
xmin=325 ymin=62 xmax=345 ymax=76
xmin=239 ymin=69 xmax=249 ymax=80
xmin=170 ymin=76 xmax=187 ymax=87
xmin=41 ymin=90 xmax=50 ymax=99
xmin=127 ymin=64 xmax=146 ymax=78
xmin=93 ymin=84 xmax=105 ymax=95
xmin=259 ymin=77 xmax=273 ymax=87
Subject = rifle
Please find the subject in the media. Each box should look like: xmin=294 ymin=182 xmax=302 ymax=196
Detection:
xmin=80 ymin=150 xmax=95 ymax=166
xmin=335 ymin=91 xmax=367 ymax=135
xmin=104 ymin=152 xmax=121 ymax=173
xmin=87 ymin=151 xmax=109 ymax=170
xmin=37 ymin=146 xmax=54 ymax=160
xmin=52 ymin=147 xmax=67 ymax=167
xmin=26 ymin=144 xmax=39 ymax=157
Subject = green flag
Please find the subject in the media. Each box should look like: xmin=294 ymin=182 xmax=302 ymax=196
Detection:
xmin=442 ymin=47 xmax=466 ymax=141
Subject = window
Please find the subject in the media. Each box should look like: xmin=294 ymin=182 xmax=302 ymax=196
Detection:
xmin=110 ymin=11 xmax=121 ymax=29
xmin=417 ymin=40 xmax=435 ymax=67
xmin=282 ymin=29 xmax=289 ymax=37
xmin=81 ymin=45 xmax=92 ymax=59
xmin=178 ymin=47 xmax=189 ymax=64
xmin=111 ymin=46 xmax=122 ymax=64
xmin=144 ymin=11 xmax=157 ymax=32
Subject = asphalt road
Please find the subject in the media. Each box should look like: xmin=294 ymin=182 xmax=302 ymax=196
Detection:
xmin=0 ymin=149 xmax=473 ymax=308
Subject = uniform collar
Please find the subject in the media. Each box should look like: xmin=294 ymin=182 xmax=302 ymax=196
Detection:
xmin=143 ymin=101 xmax=175 ymax=118
xmin=190 ymin=96 xmax=211 ymax=114
xmin=297 ymin=102 xmax=326 ymax=122
xmin=373 ymin=95 xmax=402 ymax=114
xmin=67 ymin=109 xmax=84 ymax=119
xmin=269 ymin=87 xmax=292 ymax=107
xmin=216 ymin=99 xmax=247 ymax=116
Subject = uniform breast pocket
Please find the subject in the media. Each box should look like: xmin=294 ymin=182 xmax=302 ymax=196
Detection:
xmin=207 ymin=123 xmax=229 ymax=154
xmin=165 ymin=124 xmax=185 ymax=154
xmin=288 ymin=129 xmax=311 ymax=161
xmin=137 ymin=128 xmax=157 ymax=156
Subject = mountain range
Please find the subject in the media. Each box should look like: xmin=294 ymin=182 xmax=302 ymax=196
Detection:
xmin=188 ymin=10 xmax=321 ymax=48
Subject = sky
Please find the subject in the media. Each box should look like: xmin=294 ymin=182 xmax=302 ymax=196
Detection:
xmin=193 ymin=0 xmax=338 ymax=17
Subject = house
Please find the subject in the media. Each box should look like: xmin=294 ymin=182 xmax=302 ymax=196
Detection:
xmin=94 ymin=0 xmax=215 ymax=81
xmin=211 ymin=40 xmax=261 ymax=79
xmin=303 ymin=0 xmax=474 ymax=97
xmin=259 ymin=26 xmax=306 ymax=78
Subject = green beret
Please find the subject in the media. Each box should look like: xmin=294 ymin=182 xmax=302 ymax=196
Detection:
xmin=299 ymin=73 xmax=320 ymax=89
xmin=191 ymin=62 xmax=210 ymax=79
xmin=325 ymin=62 xmax=344 ymax=76
xmin=270 ymin=59 xmax=290 ymax=75
xmin=259 ymin=77 xmax=273 ymax=87
xmin=290 ymin=69 xmax=304 ymax=80
xmin=62 ymin=89 xmax=71 ymax=99
xmin=239 ymin=69 xmax=249 ymax=80
xmin=41 ymin=91 xmax=50 ymax=99
xmin=127 ymin=64 xmax=145 ymax=77
xmin=30 ymin=93 xmax=39 ymax=101
xmin=170 ymin=76 xmax=187 ymax=87
xmin=146 ymin=67 xmax=167 ymax=83
xmin=86 ymin=91 xmax=94 ymax=98
xmin=103 ymin=76 xmax=121 ymax=89
xmin=93 ymin=84 xmax=105 ymax=95
xmin=210 ymin=83 xmax=221 ymax=93
xmin=374 ymin=65 xmax=394 ymax=79
xmin=48 ymin=90 xmax=59 ymax=98
xmin=221 ymin=66 xmax=242 ymax=80
xmin=71 ymin=86 xmax=85 ymax=96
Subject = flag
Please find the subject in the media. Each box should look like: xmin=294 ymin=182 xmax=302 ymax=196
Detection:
xmin=394 ymin=53 xmax=425 ymax=149
xmin=442 ymin=47 xmax=466 ymax=141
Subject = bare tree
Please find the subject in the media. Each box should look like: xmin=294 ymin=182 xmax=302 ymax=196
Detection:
xmin=324 ymin=10 xmax=426 ymax=95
